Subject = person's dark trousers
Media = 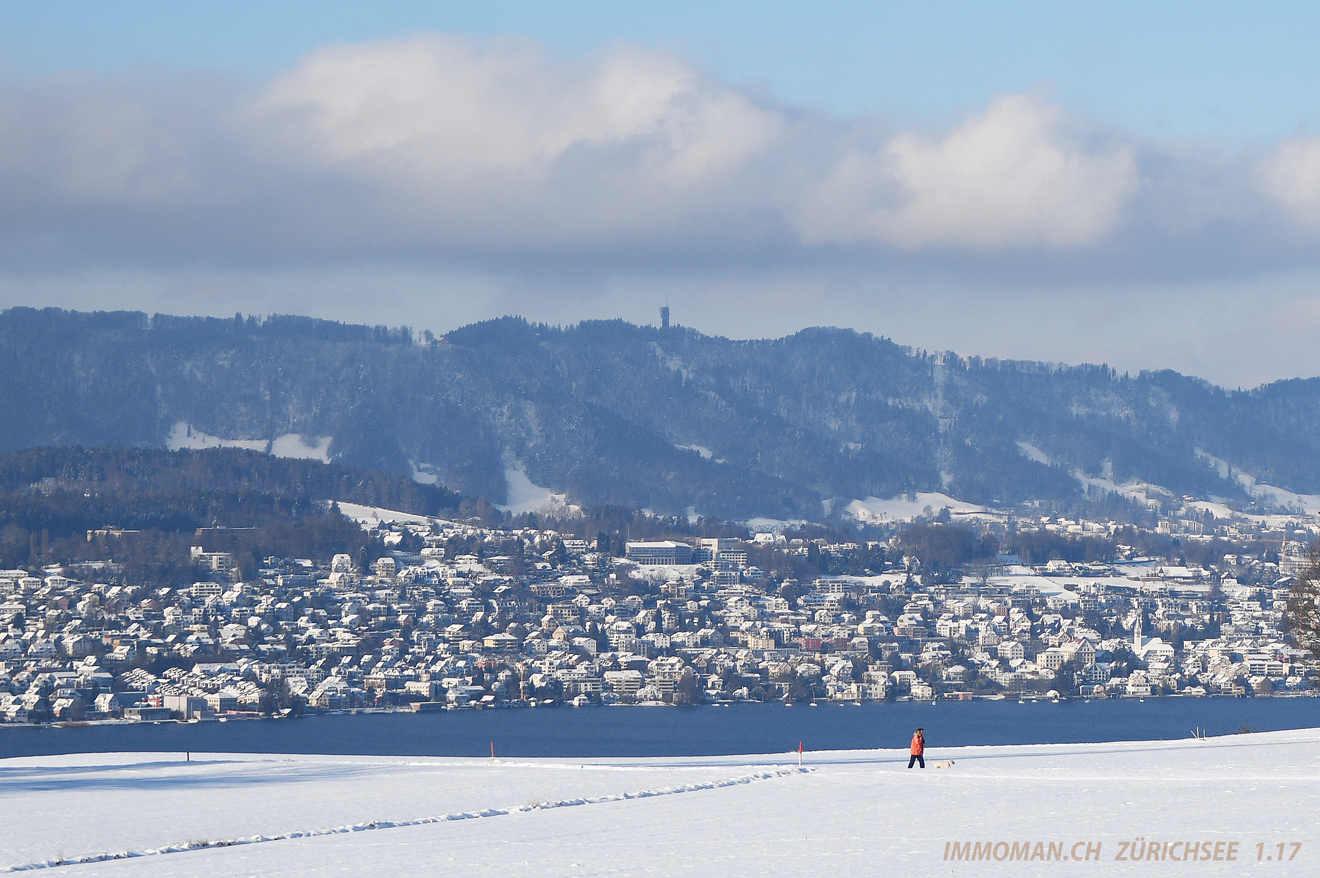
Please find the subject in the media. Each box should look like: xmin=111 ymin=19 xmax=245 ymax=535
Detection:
xmin=908 ymin=755 xmax=925 ymax=768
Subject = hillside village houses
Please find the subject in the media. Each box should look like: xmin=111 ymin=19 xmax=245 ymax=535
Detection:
xmin=1 ymin=506 xmax=1317 ymax=724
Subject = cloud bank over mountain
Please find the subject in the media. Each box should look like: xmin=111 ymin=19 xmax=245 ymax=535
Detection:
xmin=3 ymin=33 xmax=1318 ymax=267
xmin=4 ymin=33 xmax=1320 ymax=385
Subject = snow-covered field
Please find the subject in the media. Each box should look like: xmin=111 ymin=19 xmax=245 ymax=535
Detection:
xmin=332 ymin=501 xmax=440 ymax=527
xmin=845 ymin=492 xmax=989 ymax=524
xmin=5 ymin=729 xmax=1318 ymax=875
xmin=166 ymin=423 xmax=332 ymax=462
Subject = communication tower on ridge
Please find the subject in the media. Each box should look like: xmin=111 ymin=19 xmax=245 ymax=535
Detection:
xmin=660 ymin=305 xmax=670 ymax=329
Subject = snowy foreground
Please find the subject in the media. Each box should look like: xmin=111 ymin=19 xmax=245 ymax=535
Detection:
xmin=5 ymin=729 xmax=1320 ymax=876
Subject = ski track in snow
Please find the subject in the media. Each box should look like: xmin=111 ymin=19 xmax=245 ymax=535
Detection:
xmin=2 ymin=767 xmax=806 ymax=873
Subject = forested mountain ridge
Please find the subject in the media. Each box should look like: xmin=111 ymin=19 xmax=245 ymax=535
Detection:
xmin=2 ymin=306 xmax=1318 ymax=521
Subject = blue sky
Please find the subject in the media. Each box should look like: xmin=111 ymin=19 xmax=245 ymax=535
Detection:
xmin=6 ymin=1 xmax=1319 ymax=143
xmin=3 ymin=2 xmax=1320 ymax=386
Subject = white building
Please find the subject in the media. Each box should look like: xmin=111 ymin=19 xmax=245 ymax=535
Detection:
xmin=625 ymin=541 xmax=693 ymax=565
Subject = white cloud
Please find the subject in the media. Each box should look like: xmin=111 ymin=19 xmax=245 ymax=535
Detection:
xmin=253 ymin=50 xmax=1142 ymax=252
xmin=259 ymin=35 xmax=782 ymax=190
xmin=1261 ymin=135 xmax=1320 ymax=228
xmin=797 ymin=95 xmax=1138 ymax=248
xmin=234 ymin=35 xmax=788 ymax=250
xmin=2 ymin=31 xmax=1320 ymax=283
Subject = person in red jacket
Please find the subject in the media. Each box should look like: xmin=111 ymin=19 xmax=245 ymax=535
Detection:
xmin=907 ymin=728 xmax=925 ymax=769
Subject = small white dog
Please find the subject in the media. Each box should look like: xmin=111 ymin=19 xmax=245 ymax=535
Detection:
xmin=931 ymin=760 xmax=955 ymax=769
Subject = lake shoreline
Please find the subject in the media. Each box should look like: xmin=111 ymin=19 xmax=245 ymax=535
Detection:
xmin=4 ymin=688 xmax=1316 ymax=736
xmin=4 ymin=695 xmax=1320 ymax=760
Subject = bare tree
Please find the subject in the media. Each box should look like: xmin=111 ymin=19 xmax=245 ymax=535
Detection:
xmin=1286 ymin=544 xmax=1320 ymax=659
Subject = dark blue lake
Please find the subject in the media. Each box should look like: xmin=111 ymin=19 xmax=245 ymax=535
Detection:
xmin=2 ymin=698 xmax=1317 ymax=760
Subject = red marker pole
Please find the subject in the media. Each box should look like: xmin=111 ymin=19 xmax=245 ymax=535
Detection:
xmin=798 ymin=742 xmax=803 ymax=767
xmin=490 ymin=741 xmax=495 ymax=760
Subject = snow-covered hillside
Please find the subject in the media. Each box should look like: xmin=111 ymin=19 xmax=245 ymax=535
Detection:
xmin=5 ymin=729 xmax=1318 ymax=876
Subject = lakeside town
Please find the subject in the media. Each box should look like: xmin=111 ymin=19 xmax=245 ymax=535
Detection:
xmin=2 ymin=500 xmax=1318 ymax=725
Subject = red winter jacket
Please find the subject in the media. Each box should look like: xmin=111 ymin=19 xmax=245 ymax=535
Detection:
xmin=910 ymin=733 xmax=924 ymax=756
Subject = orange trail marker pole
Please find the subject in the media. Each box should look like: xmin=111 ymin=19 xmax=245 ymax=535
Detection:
xmin=798 ymin=742 xmax=803 ymax=767
xmin=490 ymin=741 xmax=495 ymax=760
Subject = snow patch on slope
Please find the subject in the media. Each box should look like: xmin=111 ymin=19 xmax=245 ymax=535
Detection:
xmin=334 ymin=501 xmax=437 ymax=527
xmin=1183 ymin=499 xmax=1237 ymax=520
xmin=166 ymin=422 xmax=267 ymax=454
xmin=1197 ymin=448 xmax=1320 ymax=513
xmin=1073 ymin=471 xmax=1169 ymax=507
xmin=844 ymin=492 xmax=987 ymax=524
xmin=167 ymin=422 xmax=332 ymax=463
xmin=1016 ymin=441 xmax=1053 ymax=465
xmin=269 ymin=433 xmax=332 ymax=462
xmin=1014 ymin=439 xmax=1171 ymax=508
xmin=408 ymin=461 xmax=440 ymax=485
xmin=500 ymin=465 xmax=576 ymax=516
